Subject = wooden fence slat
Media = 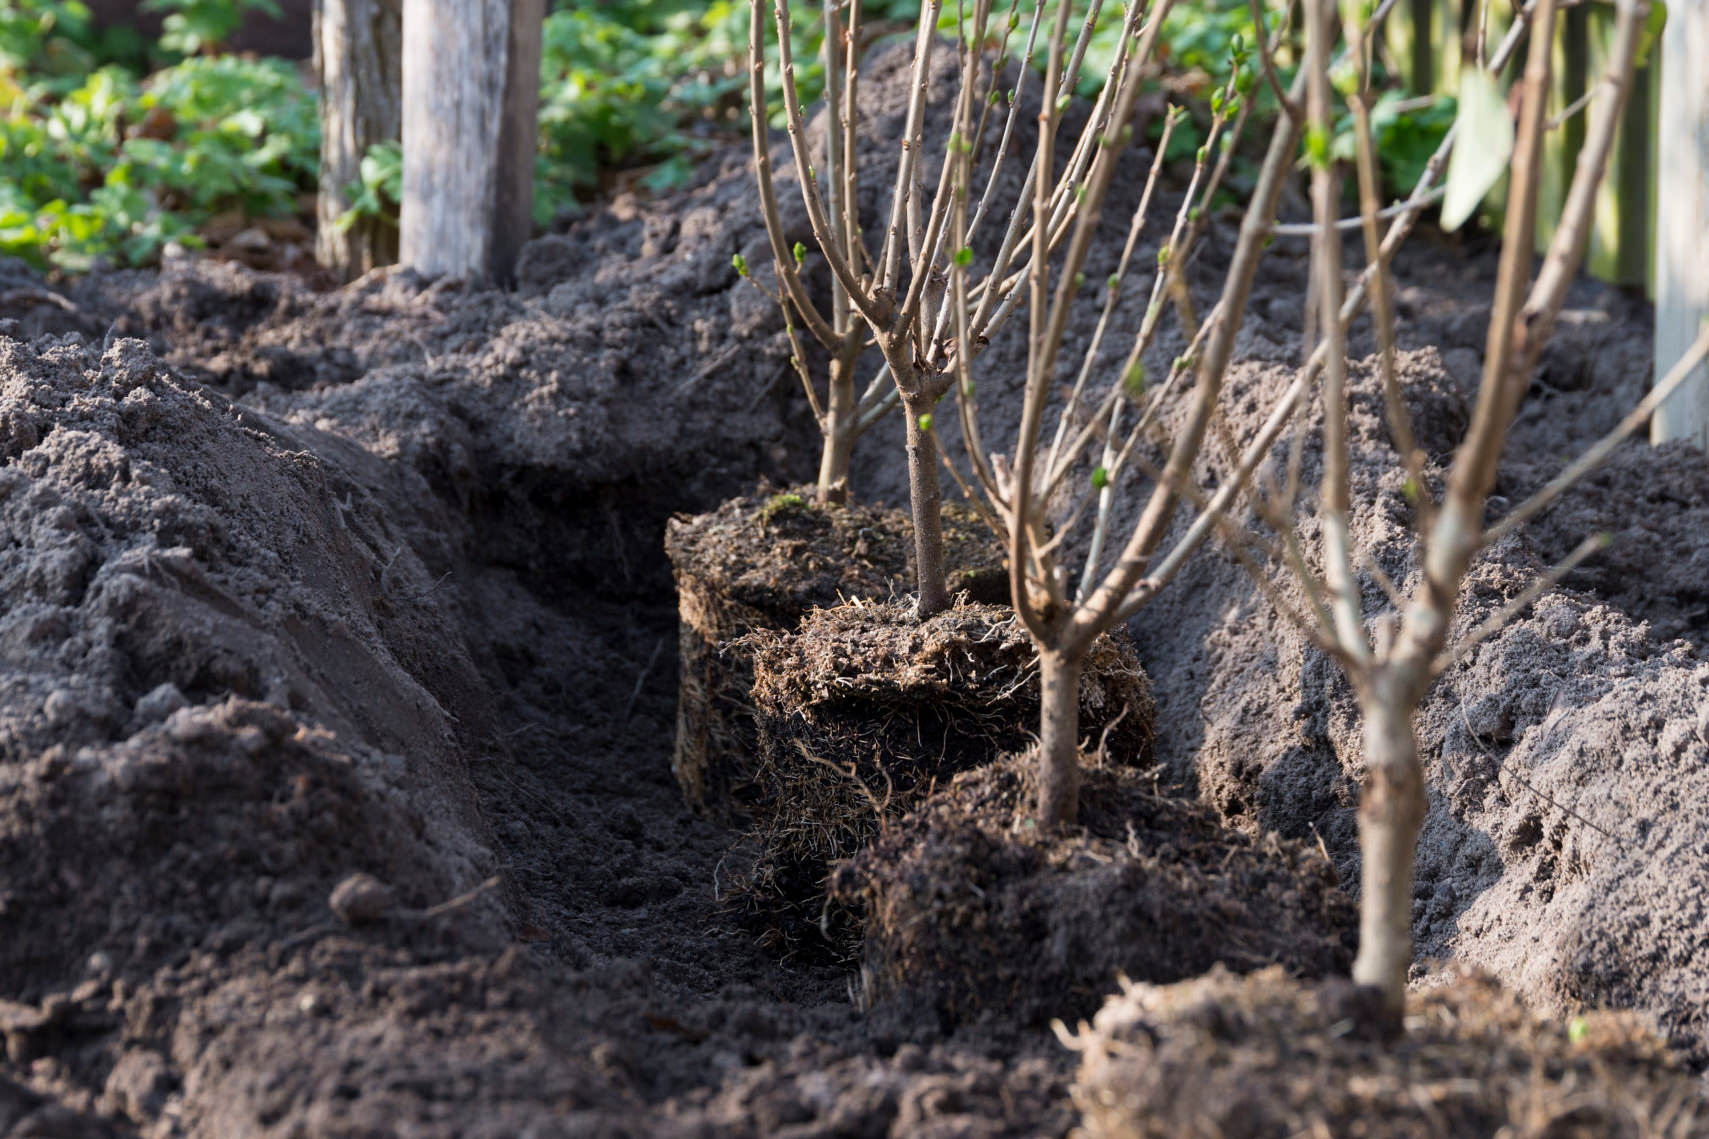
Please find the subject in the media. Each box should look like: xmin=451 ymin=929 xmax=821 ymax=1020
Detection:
xmin=398 ymin=0 xmax=545 ymax=285
xmin=1653 ymin=0 xmax=1709 ymax=446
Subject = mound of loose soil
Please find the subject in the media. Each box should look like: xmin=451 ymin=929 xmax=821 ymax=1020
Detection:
xmin=1069 ymin=965 xmax=1703 ymax=1138
xmin=665 ymin=488 xmax=1005 ymax=816
xmin=736 ymin=598 xmax=1155 ymax=960
xmin=833 ymin=755 xmax=1354 ymax=1030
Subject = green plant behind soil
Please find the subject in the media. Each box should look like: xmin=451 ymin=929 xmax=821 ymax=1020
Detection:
xmin=1 ymin=52 xmax=317 ymax=269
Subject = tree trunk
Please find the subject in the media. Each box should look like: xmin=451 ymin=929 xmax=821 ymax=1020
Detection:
xmin=314 ymin=0 xmax=401 ymax=280
xmin=815 ymin=350 xmax=857 ymax=505
xmin=1035 ymin=648 xmax=1082 ymax=829
xmin=902 ymin=395 xmax=952 ymax=618
xmin=1652 ymin=0 xmax=1709 ymax=448
xmin=399 ymin=0 xmax=544 ymax=286
xmin=1352 ymin=688 xmax=1427 ymax=1022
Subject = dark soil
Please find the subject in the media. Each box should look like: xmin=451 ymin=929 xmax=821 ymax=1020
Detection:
xmin=1070 ymin=965 xmax=1702 ymax=1139
xmin=833 ymin=755 xmax=1354 ymax=1032
xmin=0 ymin=35 xmax=1704 ymax=1138
xmin=736 ymin=599 xmax=1154 ymax=961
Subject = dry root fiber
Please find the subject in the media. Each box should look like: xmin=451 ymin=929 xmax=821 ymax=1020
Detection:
xmin=735 ymin=599 xmax=1156 ymax=961
xmin=664 ymin=488 xmax=1004 ymax=818
xmin=831 ymin=755 xmax=1353 ymax=1029
xmin=1068 ymin=965 xmax=1704 ymax=1139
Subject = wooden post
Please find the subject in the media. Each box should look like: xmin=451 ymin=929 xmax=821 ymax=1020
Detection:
xmin=314 ymin=0 xmax=402 ymax=280
xmin=1654 ymin=1 xmax=1709 ymax=447
xmin=398 ymin=0 xmax=544 ymax=286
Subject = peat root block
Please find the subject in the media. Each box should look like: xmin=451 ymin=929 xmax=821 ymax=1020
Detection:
xmin=737 ymin=599 xmax=1156 ymax=961
xmin=830 ymin=755 xmax=1353 ymax=1029
xmin=664 ymin=489 xmax=1004 ymax=818
xmin=1069 ymin=965 xmax=1703 ymax=1139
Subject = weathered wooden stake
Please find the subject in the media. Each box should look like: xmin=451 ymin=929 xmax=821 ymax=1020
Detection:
xmin=314 ymin=0 xmax=402 ymax=280
xmin=398 ymin=0 xmax=544 ymax=286
xmin=1653 ymin=1 xmax=1709 ymax=447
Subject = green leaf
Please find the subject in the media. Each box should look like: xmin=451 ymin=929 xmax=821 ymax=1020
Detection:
xmin=1091 ymin=466 xmax=1109 ymax=490
xmin=1636 ymin=0 xmax=1666 ymax=69
xmin=1441 ymin=67 xmax=1514 ymax=232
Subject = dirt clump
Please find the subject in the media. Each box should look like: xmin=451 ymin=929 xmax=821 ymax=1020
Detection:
xmin=833 ymin=755 xmax=1354 ymax=1031
xmin=736 ymin=599 xmax=1155 ymax=961
xmin=1069 ymin=964 xmax=1703 ymax=1139
xmin=665 ymin=488 xmax=1005 ymax=817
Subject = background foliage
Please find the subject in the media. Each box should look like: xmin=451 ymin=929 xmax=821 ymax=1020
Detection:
xmin=0 ymin=0 xmax=1450 ymax=271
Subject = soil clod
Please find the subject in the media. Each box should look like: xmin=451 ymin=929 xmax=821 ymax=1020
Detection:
xmin=1068 ymin=965 xmax=1705 ymax=1139
xmin=665 ymin=489 xmax=1005 ymax=819
xmin=733 ymin=599 xmax=1157 ymax=961
xmin=834 ymin=755 xmax=1355 ymax=1029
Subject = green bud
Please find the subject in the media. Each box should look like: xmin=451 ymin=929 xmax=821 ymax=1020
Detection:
xmin=1303 ymin=124 xmax=1330 ymax=169
xmin=1236 ymin=67 xmax=1256 ymax=95
xmin=731 ymin=252 xmax=749 ymax=277
xmin=1330 ymin=58 xmax=1360 ymax=97
xmin=1567 ymin=1017 xmax=1589 ymax=1045
xmin=1107 ymin=273 xmax=1121 ymax=291
xmin=1055 ymin=93 xmax=1071 ymax=113
xmin=988 ymin=89 xmax=1002 ymax=106
xmin=1196 ymin=144 xmax=1209 ymax=164
xmin=1123 ymin=361 xmax=1146 ymax=397
xmin=1073 ymin=272 xmax=1085 ymax=290
xmin=1007 ymin=88 xmax=1016 ymax=104
xmin=1091 ymin=466 xmax=1110 ymax=490
xmin=1210 ymin=89 xmax=1225 ymax=115
xmin=954 ymin=245 xmax=974 ymax=267
xmin=917 ymin=413 xmax=935 ymax=432
xmin=793 ymin=241 xmax=806 ymax=264
xmin=1224 ymin=94 xmax=1241 ymax=117
xmin=1008 ymin=10 xmax=1019 ymax=29
xmin=1120 ymin=123 xmax=1134 ymax=144
xmin=1188 ymin=205 xmax=1202 ymax=223
xmin=1157 ymin=244 xmax=1171 ymax=266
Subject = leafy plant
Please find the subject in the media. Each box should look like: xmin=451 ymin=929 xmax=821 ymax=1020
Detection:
xmin=0 ymin=52 xmax=317 ymax=269
xmin=141 ymin=0 xmax=283 ymax=58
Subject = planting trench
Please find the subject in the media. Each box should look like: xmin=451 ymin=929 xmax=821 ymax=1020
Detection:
xmin=0 ymin=51 xmax=1707 ymax=1135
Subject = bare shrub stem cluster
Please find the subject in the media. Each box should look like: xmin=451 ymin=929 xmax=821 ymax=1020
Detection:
xmin=1256 ymin=0 xmax=1659 ymax=1019
xmin=748 ymin=0 xmax=1678 ymax=1028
